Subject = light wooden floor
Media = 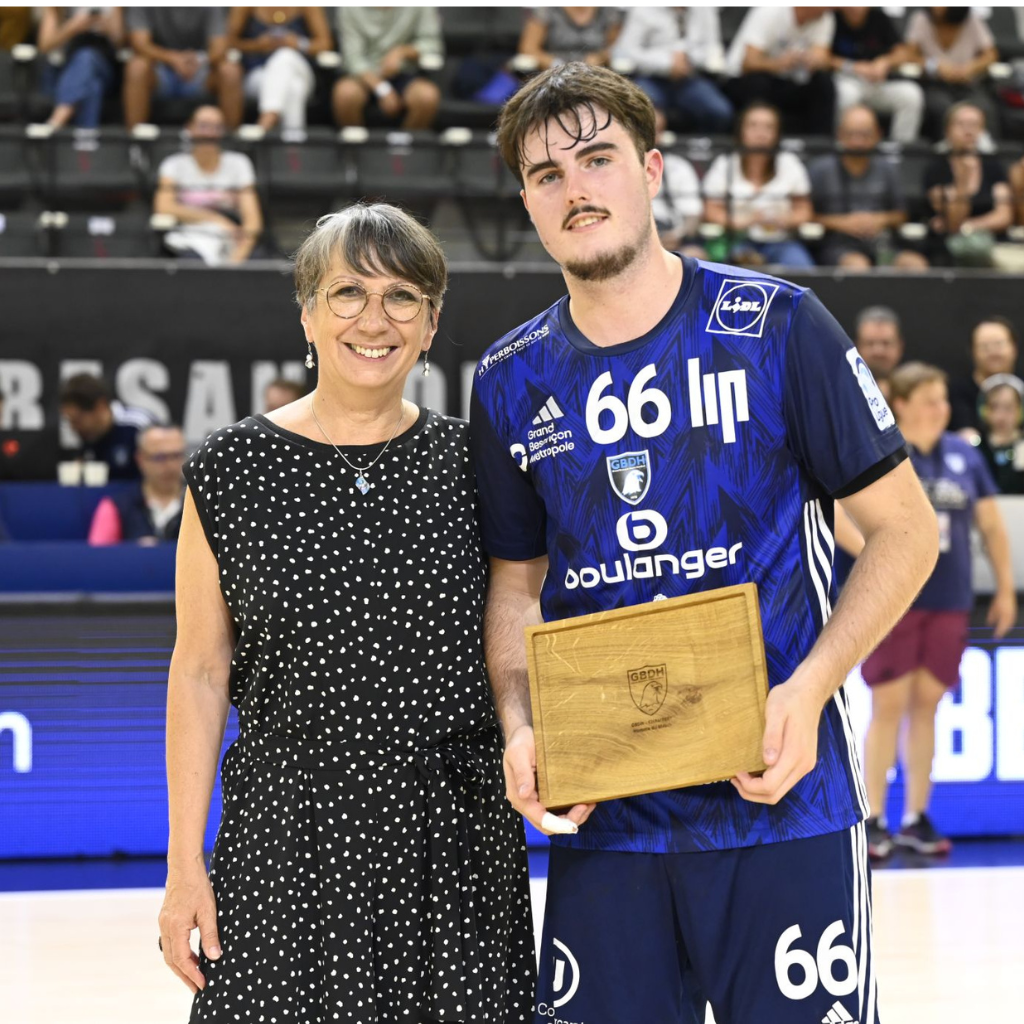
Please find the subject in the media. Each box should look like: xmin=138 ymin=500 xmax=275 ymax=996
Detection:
xmin=2 ymin=868 xmax=1021 ymax=1024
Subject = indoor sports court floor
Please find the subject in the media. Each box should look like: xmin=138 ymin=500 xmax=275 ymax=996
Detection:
xmin=2 ymin=843 xmax=1022 ymax=1024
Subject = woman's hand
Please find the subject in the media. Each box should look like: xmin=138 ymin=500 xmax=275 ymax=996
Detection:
xmin=158 ymin=859 xmax=222 ymax=993
xmin=988 ymin=589 xmax=1018 ymax=639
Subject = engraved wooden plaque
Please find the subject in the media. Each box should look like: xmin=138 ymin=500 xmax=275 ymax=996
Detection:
xmin=525 ymin=583 xmax=769 ymax=807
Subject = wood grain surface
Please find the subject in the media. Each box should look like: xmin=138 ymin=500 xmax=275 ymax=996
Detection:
xmin=526 ymin=584 xmax=769 ymax=806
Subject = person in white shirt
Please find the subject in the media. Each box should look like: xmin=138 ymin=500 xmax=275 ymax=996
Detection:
xmin=725 ymin=6 xmax=836 ymax=135
xmin=153 ymin=105 xmax=264 ymax=265
xmin=613 ymin=7 xmax=733 ymax=133
xmin=702 ymin=101 xmax=815 ymax=267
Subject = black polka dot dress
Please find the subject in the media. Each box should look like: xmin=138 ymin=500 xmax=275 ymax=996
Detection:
xmin=182 ymin=408 xmax=536 ymax=1024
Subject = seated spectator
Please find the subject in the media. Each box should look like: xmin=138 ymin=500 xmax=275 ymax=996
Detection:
xmin=518 ymin=7 xmax=621 ymax=70
xmin=904 ymin=6 xmax=999 ymax=137
xmin=924 ymin=102 xmax=1013 ymax=266
xmin=649 ymin=109 xmax=705 ymax=257
xmin=613 ymin=7 xmax=732 ymax=134
xmin=949 ymin=315 xmax=1020 ymax=436
xmin=831 ymin=6 xmax=924 ymax=143
xmin=810 ymin=104 xmax=925 ymax=269
xmin=264 ymin=376 xmax=305 ymax=412
xmin=59 ymin=374 xmax=157 ymax=482
xmin=854 ymin=305 xmax=905 ymax=403
xmin=725 ymin=6 xmax=836 ymax=136
xmin=1010 ymin=155 xmax=1024 ymax=226
xmin=38 ymin=7 xmax=124 ymax=129
xmin=975 ymin=374 xmax=1024 ymax=494
xmin=226 ymin=7 xmax=332 ymax=132
xmin=154 ymin=105 xmax=264 ymax=265
xmin=124 ymin=7 xmax=242 ymax=129
xmin=88 ymin=425 xmax=186 ymax=545
xmin=332 ymin=7 xmax=443 ymax=129
xmin=702 ymin=101 xmax=815 ymax=268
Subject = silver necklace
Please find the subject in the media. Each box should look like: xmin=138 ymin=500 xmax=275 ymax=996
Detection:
xmin=310 ymin=399 xmax=405 ymax=495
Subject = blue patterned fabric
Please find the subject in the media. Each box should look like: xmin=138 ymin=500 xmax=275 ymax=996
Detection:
xmin=470 ymin=255 xmax=907 ymax=852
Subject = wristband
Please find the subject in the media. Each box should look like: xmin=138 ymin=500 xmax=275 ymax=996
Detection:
xmin=374 ymin=80 xmax=394 ymax=98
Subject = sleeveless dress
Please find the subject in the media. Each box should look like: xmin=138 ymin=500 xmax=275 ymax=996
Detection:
xmin=182 ymin=408 xmax=535 ymax=1024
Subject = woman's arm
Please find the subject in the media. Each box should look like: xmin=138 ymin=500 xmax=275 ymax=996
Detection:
xmin=225 ymin=7 xmax=273 ymax=56
xmin=159 ymin=492 xmax=234 ymax=992
xmin=963 ymin=182 xmax=1014 ymax=234
xmin=228 ymin=185 xmax=264 ymax=263
xmin=785 ymin=195 xmax=814 ymax=230
xmin=974 ymin=496 xmax=1017 ymax=637
xmin=963 ymin=44 xmax=998 ymax=82
xmin=38 ymin=7 xmax=92 ymax=54
xmin=518 ymin=14 xmax=554 ymax=70
xmin=301 ymin=7 xmax=334 ymax=57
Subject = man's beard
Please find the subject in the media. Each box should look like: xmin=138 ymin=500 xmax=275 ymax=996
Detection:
xmin=563 ymin=239 xmax=643 ymax=282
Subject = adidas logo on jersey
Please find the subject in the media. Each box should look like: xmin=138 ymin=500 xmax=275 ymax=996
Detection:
xmin=532 ymin=396 xmax=564 ymax=425
xmin=821 ymin=1000 xmax=858 ymax=1024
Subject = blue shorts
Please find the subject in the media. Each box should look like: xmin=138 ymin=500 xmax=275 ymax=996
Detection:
xmin=536 ymin=824 xmax=878 ymax=1024
xmin=155 ymin=60 xmax=209 ymax=100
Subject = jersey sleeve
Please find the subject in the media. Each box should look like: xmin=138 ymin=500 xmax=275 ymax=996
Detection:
xmin=469 ymin=384 xmax=547 ymax=561
xmin=968 ymin=444 xmax=999 ymax=500
xmin=783 ymin=290 xmax=907 ymax=497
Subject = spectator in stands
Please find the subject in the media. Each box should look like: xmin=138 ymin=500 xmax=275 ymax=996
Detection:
xmin=862 ymin=361 xmax=1015 ymax=860
xmin=518 ymin=7 xmax=621 ymax=70
xmin=612 ymin=7 xmax=732 ymax=135
xmin=1010 ymin=155 xmax=1024 ymax=226
xmin=225 ymin=7 xmax=332 ymax=132
xmin=830 ymin=7 xmax=924 ymax=143
xmin=652 ymin=108 xmax=705 ymax=258
xmin=975 ymin=373 xmax=1024 ymax=494
xmin=123 ymin=8 xmax=242 ymax=130
xmin=88 ymin=425 xmax=186 ymax=545
xmin=332 ymin=8 xmax=443 ymax=129
xmin=38 ymin=7 xmax=124 ymax=129
xmin=810 ymin=104 xmax=925 ymax=269
xmin=702 ymin=101 xmax=815 ymax=268
xmin=924 ymin=102 xmax=1013 ymax=266
xmin=904 ymin=7 xmax=999 ymax=137
xmin=855 ymin=306 xmax=905 ymax=402
xmin=264 ymin=376 xmax=305 ymax=412
xmin=59 ymin=374 xmax=156 ymax=482
xmin=154 ymin=105 xmax=264 ymax=265
xmin=949 ymin=315 xmax=1020 ymax=435
xmin=0 ymin=7 xmax=31 ymax=49
xmin=725 ymin=7 xmax=836 ymax=136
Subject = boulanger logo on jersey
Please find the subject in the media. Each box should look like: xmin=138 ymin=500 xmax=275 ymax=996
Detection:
xmin=607 ymin=449 xmax=651 ymax=504
xmin=707 ymin=279 xmax=780 ymax=338
xmin=564 ymin=509 xmax=744 ymax=589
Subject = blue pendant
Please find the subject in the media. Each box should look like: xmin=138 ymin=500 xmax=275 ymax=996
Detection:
xmin=355 ymin=474 xmax=371 ymax=495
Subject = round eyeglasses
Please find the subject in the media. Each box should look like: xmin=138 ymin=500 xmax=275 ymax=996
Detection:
xmin=319 ymin=283 xmax=430 ymax=322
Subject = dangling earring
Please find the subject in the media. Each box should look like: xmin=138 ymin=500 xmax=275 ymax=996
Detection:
xmin=305 ymin=341 xmax=315 ymax=370
xmin=422 ymin=351 xmax=431 ymax=377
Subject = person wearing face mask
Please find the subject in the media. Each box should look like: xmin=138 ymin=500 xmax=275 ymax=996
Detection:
xmin=861 ymin=362 xmax=1015 ymax=861
xmin=975 ymin=374 xmax=1024 ymax=494
xmin=158 ymin=202 xmax=535 ymax=1023
xmin=948 ymin=315 xmax=1020 ymax=437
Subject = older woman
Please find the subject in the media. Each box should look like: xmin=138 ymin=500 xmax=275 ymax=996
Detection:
xmin=159 ymin=203 xmax=535 ymax=1022
xmin=861 ymin=362 xmax=1016 ymax=861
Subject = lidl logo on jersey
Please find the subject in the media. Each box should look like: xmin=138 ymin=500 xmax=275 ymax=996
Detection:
xmin=688 ymin=359 xmax=750 ymax=444
xmin=477 ymin=323 xmax=550 ymax=377
xmin=607 ymin=449 xmax=651 ymax=504
xmin=707 ymin=279 xmax=780 ymax=338
xmin=844 ymin=349 xmax=895 ymax=431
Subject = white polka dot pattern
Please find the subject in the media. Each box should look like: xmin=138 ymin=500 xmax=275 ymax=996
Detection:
xmin=182 ymin=409 xmax=536 ymax=1023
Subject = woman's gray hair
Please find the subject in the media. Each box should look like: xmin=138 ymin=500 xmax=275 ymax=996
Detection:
xmin=293 ymin=203 xmax=448 ymax=315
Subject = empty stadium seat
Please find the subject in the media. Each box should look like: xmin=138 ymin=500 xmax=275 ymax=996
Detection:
xmin=35 ymin=128 xmax=140 ymax=208
xmin=51 ymin=210 xmax=158 ymax=258
xmin=0 ymin=209 xmax=47 ymax=257
xmin=0 ymin=126 xmax=33 ymax=204
xmin=352 ymin=130 xmax=451 ymax=203
xmin=262 ymin=127 xmax=352 ymax=203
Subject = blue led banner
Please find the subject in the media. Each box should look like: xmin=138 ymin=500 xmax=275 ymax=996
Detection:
xmin=1 ymin=606 xmax=1021 ymax=858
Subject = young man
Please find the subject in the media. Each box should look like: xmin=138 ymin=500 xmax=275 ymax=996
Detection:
xmin=470 ymin=63 xmax=938 ymax=1024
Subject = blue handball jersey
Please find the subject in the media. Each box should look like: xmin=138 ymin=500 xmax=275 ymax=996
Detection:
xmin=470 ymin=255 xmax=908 ymax=853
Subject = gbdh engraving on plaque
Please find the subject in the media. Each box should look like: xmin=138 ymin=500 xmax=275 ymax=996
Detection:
xmin=628 ymin=664 xmax=668 ymax=716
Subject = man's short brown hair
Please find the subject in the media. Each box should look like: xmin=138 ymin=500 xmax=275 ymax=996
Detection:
xmin=888 ymin=362 xmax=948 ymax=403
xmin=496 ymin=62 xmax=656 ymax=183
